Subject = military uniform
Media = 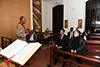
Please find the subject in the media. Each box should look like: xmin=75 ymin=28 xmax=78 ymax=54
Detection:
xmin=16 ymin=24 xmax=26 ymax=41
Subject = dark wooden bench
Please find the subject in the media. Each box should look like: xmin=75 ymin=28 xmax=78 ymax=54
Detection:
xmin=90 ymin=36 xmax=100 ymax=40
xmin=36 ymin=32 xmax=44 ymax=43
xmin=92 ymin=33 xmax=100 ymax=36
xmin=1 ymin=36 xmax=12 ymax=49
xmin=85 ymin=40 xmax=100 ymax=45
xmin=50 ymin=33 xmax=59 ymax=40
xmin=85 ymin=38 xmax=100 ymax=59
xmin=50 ymin=33 xmax=59 ymax=44
xmin=85 ymin=45 xmax=100 ymax=59
xmin=50 ymin=45 xmax=100 ymax=67
xmin=36 ymin=32 xmax=59 ymax=45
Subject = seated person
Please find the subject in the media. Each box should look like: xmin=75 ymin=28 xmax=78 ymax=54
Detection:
xmin=47 ymin=29 xmax=68 ymax=67
xmin=43 ymin=28 xmax=50 ymax=46
xmin=28 ymin=30 xmax=37 ymax=42
xmin=76 ymin=27 xmax=81 ymax=35
xmin=62 ymin=30 xmax=86 ymax=67
xmin=67 ymin=27 xmax=74 ymax=39
xmin=82 ymin=31 xmax=91 ymax=40
xmin=87 ymin=29 xmax=92 ymax=36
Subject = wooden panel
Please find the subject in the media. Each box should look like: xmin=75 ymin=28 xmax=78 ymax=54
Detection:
xmin=86 ymin=0 xmax=100 ymax=33
xmin=2 ymin=1 xmax=13 ymax=17
xmin=20 ymin=0 xmax=30 ymax=7
xmin=0 ymin=1 xmax=3 ymax=16
xmin=12 ymin=3 xmax=21 ymax=17
xmin=0 ymin=0 xmax=31 ymax=47
xmin=13 ymin=0 xmax=21 ymax=4
xmin=0 ymin=16 xmax=4 ymax=32
xmin=3 ymin=17 xmax=13 ymax=32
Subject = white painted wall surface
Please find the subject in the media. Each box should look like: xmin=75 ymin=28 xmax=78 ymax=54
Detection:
xmin=39 ymin=0 xmax=86 ymax=34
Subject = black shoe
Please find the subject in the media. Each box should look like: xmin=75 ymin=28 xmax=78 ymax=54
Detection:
xmin=62 ymin=63 xmax=67 ymax=67
xmin=25 ymin=63 xmax=30 ymax=66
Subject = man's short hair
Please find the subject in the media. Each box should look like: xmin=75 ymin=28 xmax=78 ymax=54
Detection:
xmin=71 ymin=27 xmax=74 ymax=29
xmin=20 ymin=16 xmax=24 ymax=21
xmin=60 ymin=29 xmax=65 ymax=32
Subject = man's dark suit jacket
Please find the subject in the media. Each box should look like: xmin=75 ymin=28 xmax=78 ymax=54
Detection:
xmin=55 ymin=34 xmax=68 ymax=51
xmin=28 ymin=33 xmax=37 ymax=42
xmin=67 ymin=31 xmax=74 ymax=39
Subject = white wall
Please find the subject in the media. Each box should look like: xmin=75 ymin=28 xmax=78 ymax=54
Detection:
xmin=42 ymin=0 xmax=86 ymax=34
xmin=42 ymin=0 xmax=48 ymax=32
xmin=63 ymin=0 xmax=86 ymax=34
xmin=42 ymin=0 xmax=53 ymax=32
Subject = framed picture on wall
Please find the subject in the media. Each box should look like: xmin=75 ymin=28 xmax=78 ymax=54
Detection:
xmin=65 ymin=20 xmax=68 ymax=28
xmin=78 ymin=19 xmax=82 ymax=28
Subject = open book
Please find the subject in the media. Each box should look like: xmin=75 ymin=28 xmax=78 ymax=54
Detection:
xmin=0 ymin=39 xmax=41 ymax=65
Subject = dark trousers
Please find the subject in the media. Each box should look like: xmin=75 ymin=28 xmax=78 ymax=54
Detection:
xmin=53 ymin=47 xmax=63 ymax=65
xmin=44 ymin=37 xmax=50 ymax=45
xmin=64 ymin=50 xmax=83 ymax=64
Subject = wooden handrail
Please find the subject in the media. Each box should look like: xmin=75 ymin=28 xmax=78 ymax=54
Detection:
xmin=50 ymin=48 xmax=100 ymax=67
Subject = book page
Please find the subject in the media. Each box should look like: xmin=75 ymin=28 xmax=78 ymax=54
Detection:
xmin=11 ymin=42 xmax=41 ymax=65
xmin=0 ymin=39 xmax=27 ymax=58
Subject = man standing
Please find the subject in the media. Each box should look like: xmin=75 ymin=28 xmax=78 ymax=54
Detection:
xmin=16 ymin=16 xmax=29 ymax=66
xmin=16 ymin=16 xmax=29 ymax=41
xmin=67 ymin=27 xmax=74 ymax=39
xmin=47 ymin=29 xmax=68 ymax=67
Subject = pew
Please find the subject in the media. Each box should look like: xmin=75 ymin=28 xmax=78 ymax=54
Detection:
xmin=50 ymin=45 xmax=100 ymax=67
xmin=36 ymin=32 xmax=44 ymax=43
xmin=92 ymin=33 xmax=100 ymax=36
xmin=50 ymin=33 xmax=59 ymax=41
xmin=90 ymin=36 xmax=100 ymax=40
xmin=85 ymin=45 xmax=100 ymax=59
xmin=85 ymin=40 xmax=100 ymax=45
xmin=37 ymin=32 xmax=59 ymax=45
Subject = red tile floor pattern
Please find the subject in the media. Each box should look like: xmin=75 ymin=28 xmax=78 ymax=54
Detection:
xmin=24 ymin=46 xmax=100 ymax=67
